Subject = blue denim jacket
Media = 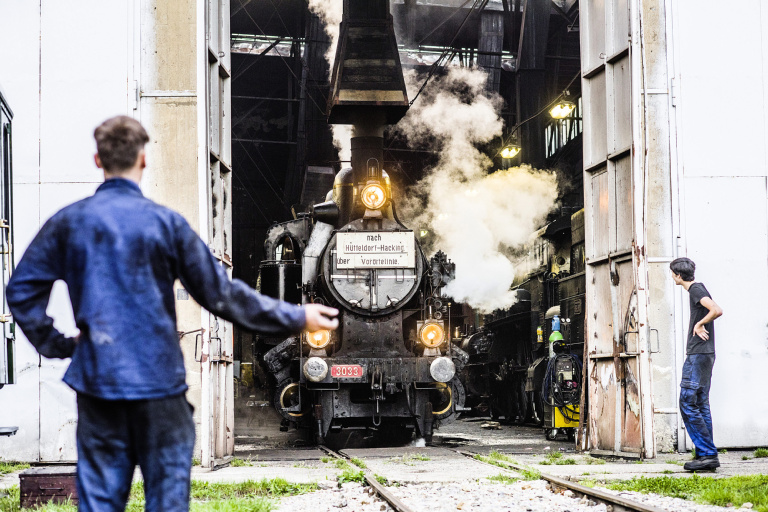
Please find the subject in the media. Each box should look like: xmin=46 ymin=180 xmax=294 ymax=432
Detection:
xmin=7 ymin=178 xmax=305 ymax=400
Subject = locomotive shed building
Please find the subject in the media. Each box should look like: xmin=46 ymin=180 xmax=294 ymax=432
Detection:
xmin=0 ymin=0 xmax=766 ymax=467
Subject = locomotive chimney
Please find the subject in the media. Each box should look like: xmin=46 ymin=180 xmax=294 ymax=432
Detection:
xmin=328 ymin=0 xmax=409 ymax=188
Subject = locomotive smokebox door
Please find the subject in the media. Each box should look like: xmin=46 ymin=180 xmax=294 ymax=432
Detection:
xmin=19 ymin=466 xmax=78 ymax=508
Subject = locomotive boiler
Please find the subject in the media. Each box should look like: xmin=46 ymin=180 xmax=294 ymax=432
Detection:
xmin=257 ymin=0 xmax=467 ymax=444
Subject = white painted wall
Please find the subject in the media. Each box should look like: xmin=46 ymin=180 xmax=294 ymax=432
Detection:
xmin=0 ymin=0 xmax=131 ymax=461
xmin=670 ymin=0 xmax=768 ymax=448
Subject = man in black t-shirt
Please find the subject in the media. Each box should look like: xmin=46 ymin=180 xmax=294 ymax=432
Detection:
xmin=670 ymin=257 xmax=723 ymax=471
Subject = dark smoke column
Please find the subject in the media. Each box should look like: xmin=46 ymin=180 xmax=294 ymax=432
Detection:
xmin=327 ymin=0 xmax=409 ymax=191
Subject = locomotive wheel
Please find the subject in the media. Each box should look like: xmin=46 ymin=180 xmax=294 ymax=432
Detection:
xmin=275 ymin=382 xmax=309 ymax=421
xmin=430 ymin=377 xmax=465 ymax=422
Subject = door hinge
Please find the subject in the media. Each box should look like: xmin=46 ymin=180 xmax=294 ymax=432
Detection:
xmin=671 ymin=77 xmax=678 ymax=107
xmin=132 ymin=80 xmax=139 ymax=110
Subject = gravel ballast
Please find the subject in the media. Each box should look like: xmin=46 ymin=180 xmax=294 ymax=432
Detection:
xmin=276 ymin=477 xmax=740 ymax=512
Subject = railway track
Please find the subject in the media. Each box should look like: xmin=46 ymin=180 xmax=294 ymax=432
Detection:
xmin=320 ymin=443 xmax=668 ymax=512
xmin=459 ymin=449 xmax=668 ymax=512
xmin=319 ymin=444 xmax=671 ymax=512
xmin=318 ymin=445 xmax=410 ymax=512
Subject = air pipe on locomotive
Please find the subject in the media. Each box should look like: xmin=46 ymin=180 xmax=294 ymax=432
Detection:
xmin=258 ymin=0 xmax=467 ymax=444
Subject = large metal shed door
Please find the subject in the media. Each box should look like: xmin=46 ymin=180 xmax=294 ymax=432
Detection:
xmin=580 ymin=0 xmax=654 ymax=457
xmin=199 ymin=0 xmax=234 ymax=468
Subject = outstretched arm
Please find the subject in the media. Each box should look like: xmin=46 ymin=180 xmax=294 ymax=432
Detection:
xmin=694 ymin=296 xmax=723 ymax=341
xmin=174 ymin=216 xmax=337 ymax=334
xmin=6 ymin=218 xmax=76 ymax=359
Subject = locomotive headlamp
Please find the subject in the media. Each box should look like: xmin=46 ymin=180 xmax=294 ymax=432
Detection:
xmin=303 ymin=357 xmax=329 ymax=382
xmin=361 ymin=183 xmax=387 ymax=210
xmin=419 ymin=322 xmax=445 ymax=348
xmin=306 ymin=329 xmax=331 ymax=349
xmin=549 ymin=100 xmax=576 ymax=119
xmin=430 ymin=357 xmax=456 ymax=383
xmin=500 ymin=144 xmax=521 ymax=159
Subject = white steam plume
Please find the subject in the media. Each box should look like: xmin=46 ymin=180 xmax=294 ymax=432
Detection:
xmin=306 ymin=0 xmax=349 ymax=162
xmin=397 ymin=67 xmax=559 ymax=312
xmin=307 ymin=0 xmax=342 ymax=61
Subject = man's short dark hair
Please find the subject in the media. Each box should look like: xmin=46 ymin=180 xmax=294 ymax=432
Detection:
xmin=670 ymin=257 xmax=695 ymax=281
xmin=94 ymin=116 xmax=149 ymax=173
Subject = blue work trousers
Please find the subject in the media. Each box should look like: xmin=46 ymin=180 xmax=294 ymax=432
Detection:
xmin=76 ymin=393 xmax=195 ymax=512
xmin=679 ymin=354 xmax=717 ymax=457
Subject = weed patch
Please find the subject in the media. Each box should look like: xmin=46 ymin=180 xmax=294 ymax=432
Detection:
xmin=374 ymin=474 xmax=389 ymax=486
xmin=488 ymin=474 xmax=518 ymax=484
xmin=606 ymin=474 xmax=768 ymax=510
xmin=350 ymin=458 xmax=367 ymax=469
xmin=0 ymin=462 xmax=30 ymax=475
xmin=539 ymin=452 xmax=576 ymax=465
xmin=583 ymin=456 xmax=605 ymax=465
xmin=754 ymin=448 xmax=768 ymax=458
xmin=337 ymin=468 xmax=365 ymax=485
xmin=520 ymin=467 xmax=542 ymax=481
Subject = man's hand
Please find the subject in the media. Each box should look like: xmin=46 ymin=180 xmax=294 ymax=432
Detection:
xmin=694 ymin=323 xmax=709 ymax=341
xmin=304 ymin=304 xmax=339 ymax=331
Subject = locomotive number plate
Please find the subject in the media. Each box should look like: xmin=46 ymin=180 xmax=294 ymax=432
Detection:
xmin=331 ymin=365 xmax=364 ymax=378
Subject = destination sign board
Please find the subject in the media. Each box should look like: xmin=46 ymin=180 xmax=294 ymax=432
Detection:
xmin=336 ymin=231 xmax=415 ymax=269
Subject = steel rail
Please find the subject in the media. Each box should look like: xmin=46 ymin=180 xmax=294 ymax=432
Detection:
xmin=457 ymin=450 xmax=667 ymax=512
xmin=318 ymin=445 xmax=414 ymax=512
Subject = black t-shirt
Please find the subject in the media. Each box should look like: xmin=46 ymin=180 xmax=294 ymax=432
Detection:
xmin=687 ymin=282 xmax=715 ymax=354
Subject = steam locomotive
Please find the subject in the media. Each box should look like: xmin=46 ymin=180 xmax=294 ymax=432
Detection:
xmin=258 ymin=156 xmax=466 ymax=444
xmin=255 ymin=0 xmax=466 ymax=444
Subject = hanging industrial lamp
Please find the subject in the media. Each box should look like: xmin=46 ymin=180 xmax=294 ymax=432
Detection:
xmin=500 ymin=144 xmax=521 ymax=159
xmin=549 ymin=100 xmax=576 ymax=119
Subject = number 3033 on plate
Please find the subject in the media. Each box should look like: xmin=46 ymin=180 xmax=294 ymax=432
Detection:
xmin=331 ymin=365 xmax=364 ymax=378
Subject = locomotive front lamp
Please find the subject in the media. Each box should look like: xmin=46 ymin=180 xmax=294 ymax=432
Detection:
xmin=419 ymin=322 xmax=445 ymax=348
xmin=306 ymin=329 xmax=331 ymax=349
xmin=361 ymin=183 xmax=387 ymax=210
xmin=549 ymin=100 xmax=576 ymax=119
xmin=430 ymin=357 xmax=456 ymax=383
xmin=500 ymin=144 xmax=521 ymax=159
xmin=303 ymin=357 xmax=329 ymax=382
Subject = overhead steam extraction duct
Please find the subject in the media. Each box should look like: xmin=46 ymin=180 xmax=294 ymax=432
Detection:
xmin=327 ymin=0 xmax=410 ymax=126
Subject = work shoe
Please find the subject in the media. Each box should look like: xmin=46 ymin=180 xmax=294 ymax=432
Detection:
xmin=684 ymin=455 xmax=720 ymax=471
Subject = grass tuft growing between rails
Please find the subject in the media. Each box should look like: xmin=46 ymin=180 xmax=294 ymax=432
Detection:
xmin=350 ymin=457 xmax=367 ymax=469
xmin=487 ymin=474 xmax=519 ymax=485
xmin=606 ymin=474 xmax=768 ymax=511
xmin=754 ymin=448 xmax=768 ymax=458
xmin=324 ymin=459 xmax=366 ymax=486
xmin=0 ymin=462 xmax=30 ymax=475
xmin=539 ymin=451 xmax=577 ymax=465
xmin=0 ymin=479 xmax=317 ymax=512
xmin=473 ymin=452 xmax=540 ymax=481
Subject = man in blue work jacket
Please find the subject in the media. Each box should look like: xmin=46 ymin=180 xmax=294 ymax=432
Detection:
xmin=7 ymin=116 xmax=339 ymax=512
